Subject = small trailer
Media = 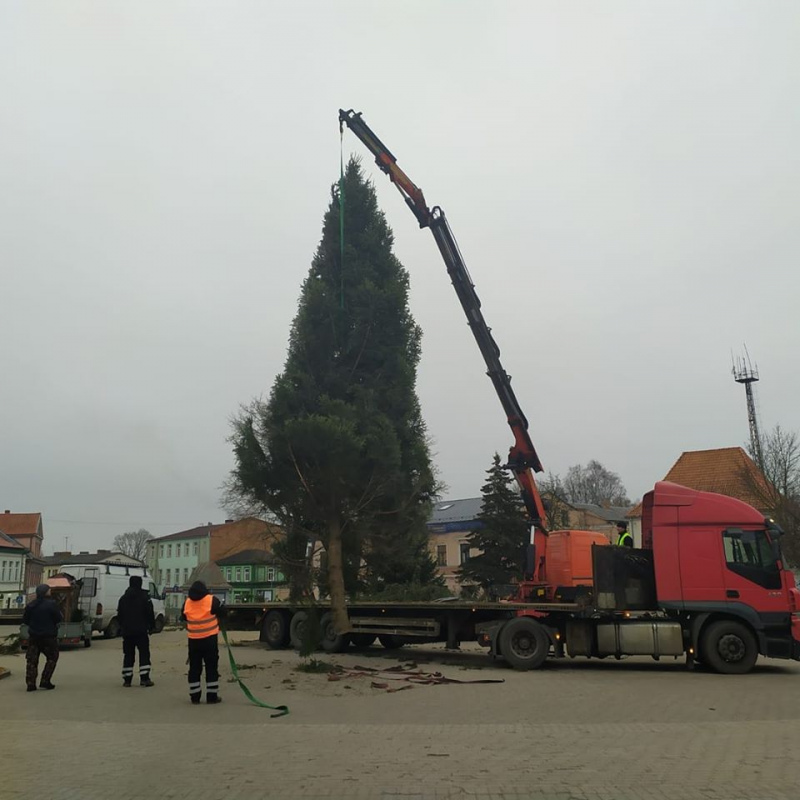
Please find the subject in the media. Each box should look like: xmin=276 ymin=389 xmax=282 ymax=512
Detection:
xmin=20 ymin=575 xmax=93 ymax=649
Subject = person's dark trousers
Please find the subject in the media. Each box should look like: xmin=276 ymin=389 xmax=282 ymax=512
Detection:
xmin=187 ymin=635 xmax=220 ymax=703
xmin=122 ymin=634 xmax=152 ymax=685
xmin=26 ymin=635 xmax=59 ymax=689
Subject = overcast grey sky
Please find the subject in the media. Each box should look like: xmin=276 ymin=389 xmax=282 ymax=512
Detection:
xmin=2 ymin=2 xmax=798 ymax=554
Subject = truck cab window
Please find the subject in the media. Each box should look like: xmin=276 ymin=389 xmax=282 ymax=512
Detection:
xmin=722 ymin=529 xmax=781 ymax=589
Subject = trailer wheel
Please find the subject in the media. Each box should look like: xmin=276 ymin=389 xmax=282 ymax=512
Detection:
xmin=152 ymin=615 xmax=165 ymax=634
xmin=319 ymin=612 xmax=349 ymax=653
xmin=498 ymin=618 xmax=549 ymax=671
xmin=289 ymin=611 xmax=310 ymax=650
xmin=378 ymin=634 xmax=405 ymax=650
xmin=103 ymin=618 xmax=120 ymax=639
xmin=350 ymin=633 xmax=376 ymax=649
xmin=701 ymin=620 xmax=758 ymax=675
xmin=261 ymin=610 xmax=290 ymax=649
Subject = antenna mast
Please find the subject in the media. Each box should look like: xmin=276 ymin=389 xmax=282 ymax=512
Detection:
xmin=732 ymin=346 xmax=764 ymax=470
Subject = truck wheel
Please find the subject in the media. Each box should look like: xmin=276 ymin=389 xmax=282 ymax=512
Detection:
xmin=289 ymin=611 xmax=310 ymax=650
xmin=261 ymin=610 xmax=290 ymax=649
xmin=701 ymin=620 xmax=758 ymax=675
xmin=350 ymin=633 xmax=376 ymax=649
xmin=378 ymin=634 xmax=405 ymax=650
xmin=319 ymin=612 xmax=348 ymax=653
xmin=152 ymin=615 xmax=165 ymax=634
xmin=498 ymin=617 xmax=550 ymax=671
xmin=103 ymin=618 xmax=120 ymax=639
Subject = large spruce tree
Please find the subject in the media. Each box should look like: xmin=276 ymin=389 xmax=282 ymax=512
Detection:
xmin=458 ymin=453 xmax=530 ymax=593
xmin=228 ymin=159 xmax=438 ymax=631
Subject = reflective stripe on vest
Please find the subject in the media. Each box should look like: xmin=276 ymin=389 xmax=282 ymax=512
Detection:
xmin=184 ymin=595 xmax=219 ymax=639
xmin=617 ymin=531 xmax=632 ymax=547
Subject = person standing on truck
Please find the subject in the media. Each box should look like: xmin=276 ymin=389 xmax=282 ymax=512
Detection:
xmin=117 ymin=575 xmax=155 ymax=687
xmin=616 ymin=521 xmax=633 ymax=548
xmin=181 ymin=580 xmax=226 ymax=704
xmin=22 ymin=584 xmax=63 ymax=692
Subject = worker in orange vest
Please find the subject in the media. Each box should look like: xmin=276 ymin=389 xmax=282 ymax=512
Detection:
xmin=180 ymin=580 xmax=227 ymax=704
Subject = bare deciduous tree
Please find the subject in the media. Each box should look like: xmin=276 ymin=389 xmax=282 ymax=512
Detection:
xmin=562 ymin=460 xmax=631 ymax=506
xmin=745 ymin=425 xmax=800 ymax=566
xmin=112 ymin=529 xmax=153 ymax=563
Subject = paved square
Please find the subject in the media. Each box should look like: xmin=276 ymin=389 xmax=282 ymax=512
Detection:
xmin=2 ymin=631 xmax=798 ymax=800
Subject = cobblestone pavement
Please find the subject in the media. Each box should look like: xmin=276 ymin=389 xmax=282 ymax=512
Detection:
xmin=1 ymin=631 xmax=798 ymax=800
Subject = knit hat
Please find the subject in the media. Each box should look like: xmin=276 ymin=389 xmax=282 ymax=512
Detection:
xmin=129 ymin=575 xmax=143 ymax=589
xmin=35 ymin=583 xmax=50 ymax=598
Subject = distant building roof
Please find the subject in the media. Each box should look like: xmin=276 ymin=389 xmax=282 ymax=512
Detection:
xmin=187 ymin=561 xmax=231 ymax=590
xmin=0 ymin=511 xmax=42 ymax=537
xmin=151 ymin=524 xmax=218 ymax=543
xmin=428 ymin=498 xmax=483 ymax=526
xmin=42 ymin=551 xmax=142 ymax=567
xmin=0 ymin=531 xmax=26 ymax=550
xmin=215 ymin=549 xmax=278 ymax=567
xmin=628 ymin=447 xmax=771 ymax=517
xmin=570 ymin=502 xmax=633 ymax=523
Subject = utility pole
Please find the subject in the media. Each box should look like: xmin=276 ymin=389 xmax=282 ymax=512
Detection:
xmin=732 ymin=346 xmax=764 ymax=470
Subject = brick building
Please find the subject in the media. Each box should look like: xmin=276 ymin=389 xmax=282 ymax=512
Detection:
xmin=0 ymin=510 xmax=46 ymax=588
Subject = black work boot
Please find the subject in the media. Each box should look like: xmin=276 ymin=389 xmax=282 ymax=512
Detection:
xmin=40 ymin=682 xmax=56 ymax=690
xmin=206 ymin=694 xmax=222 ymax=704
xmin=140 ymin=678 xmax=155 ymax=687
xmin=123 ymin=679 xmax=132 ymax=687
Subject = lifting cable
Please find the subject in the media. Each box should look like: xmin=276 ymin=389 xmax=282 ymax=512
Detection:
xmin=220 ymin=625 xmax=289 ymax=718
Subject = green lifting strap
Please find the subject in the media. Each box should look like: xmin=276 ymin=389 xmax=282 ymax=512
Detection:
xmin=339 ymin=127 xmax=346 ymax=309
xmin=220 ymin=625 xmax=289 ymax=718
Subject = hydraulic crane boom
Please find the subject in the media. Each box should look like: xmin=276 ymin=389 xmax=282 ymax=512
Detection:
xmin=339 ymin=109 xmax=548 ymax=541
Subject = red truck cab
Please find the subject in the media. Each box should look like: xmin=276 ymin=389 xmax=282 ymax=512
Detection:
xmin=644 ymin=481 xmax=800 ymax=661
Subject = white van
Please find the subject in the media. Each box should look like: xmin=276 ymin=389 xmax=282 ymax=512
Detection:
xmin=61 ymin=563 xmax=166 ymax=638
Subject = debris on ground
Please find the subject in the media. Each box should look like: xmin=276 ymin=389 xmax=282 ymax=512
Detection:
xmin=0 ymin=667 xmax=11 ymax=680
xmin=0 ymin=634 xmax=20 ymax=655
xmin=322 ymin=661 xmax=504 ymax=692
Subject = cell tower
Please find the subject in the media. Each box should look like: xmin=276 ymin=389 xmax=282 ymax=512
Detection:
xmin=732 ymin=346 xmax=764 ymax=470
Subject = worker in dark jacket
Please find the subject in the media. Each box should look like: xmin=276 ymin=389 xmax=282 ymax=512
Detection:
xmin=117 ymin=576 xmax=156 ymax=687
xmin=22 ymin=584 xmax=63 ymax=692
xmin=616 ymin=521 xmax=633 ymax=548
xmin=181 ymin=580 xmax=227 ymax=704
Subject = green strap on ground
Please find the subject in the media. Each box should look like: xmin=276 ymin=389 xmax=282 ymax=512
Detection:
xmin=220 ymin=626 xmax=289 ymax=718
xmin=339 ymin=126 xmax=345 ymax=309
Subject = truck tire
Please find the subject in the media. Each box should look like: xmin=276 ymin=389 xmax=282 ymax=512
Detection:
xmin=261 ymin=610 xmax=290 ymax=650
xmin=378 ymin=634 xmax=405 ymax=650
xmin=289 ymin=611 xmax=310 ymax=650
xmin=701 ymin=619 xmax=758 ymax=675
xmin=498 ymin=617 xmax=550 ymax=671
xmin=152 ymin=615 xmax=165 ymax=634
xmin=350 ymin=633 xmax=376 ymax=649
xmin=103 ymin=618 xmax=120 ymax=639
xmin=319 ymin=612 xmax=348 ymax=653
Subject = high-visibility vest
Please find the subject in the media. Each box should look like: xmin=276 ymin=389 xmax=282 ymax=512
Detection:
xmin=617 ymin=530 xmax=633 ymax=547
xmin=184 ymin=595 xmax=220 ymax=639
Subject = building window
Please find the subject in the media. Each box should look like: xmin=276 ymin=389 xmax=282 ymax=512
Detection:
xmin=244 ymin=567 xmax=251 ymax=582
xmin=167 ymin=544 xmax=172 ymax=558
xmin=159 ymin=545 xmax=164 ymax=558
xmin=1 ymin=561 xmax=6 ymax=581
xmin=183 ymin=568 xmax=189 ymax=584
xmin=166 ymin=569 xmax=172 ymax=586
xmin=235 ymin=567 xmax=242 ymax=582
xmin=193 ymin=542 xmax=198 ymax=556
xmin=436 ymin=546 xmax=447 ymax=567
xmin=266 ymin=567 xmax=276 ymax=582
xmin=459 ymin=543 xmax=471 ymax=565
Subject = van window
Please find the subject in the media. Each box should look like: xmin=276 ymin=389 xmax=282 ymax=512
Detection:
xmin=148 ymin=582 xmax=158 ymax=597
xmin=80 ymin=578 xmax=97 ymax=597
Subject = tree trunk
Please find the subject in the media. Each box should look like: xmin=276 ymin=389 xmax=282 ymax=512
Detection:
xmin=326 ymin=518 xmax=351 ymax=634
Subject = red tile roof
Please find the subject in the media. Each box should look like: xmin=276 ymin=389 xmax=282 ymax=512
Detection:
xmin=628 ymin=447 xmax=772 ymax=517
xmin=0 ymin=531 xmax=26 ymax=550
xmin=0 ymin=512 xmax=42 ymax=537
